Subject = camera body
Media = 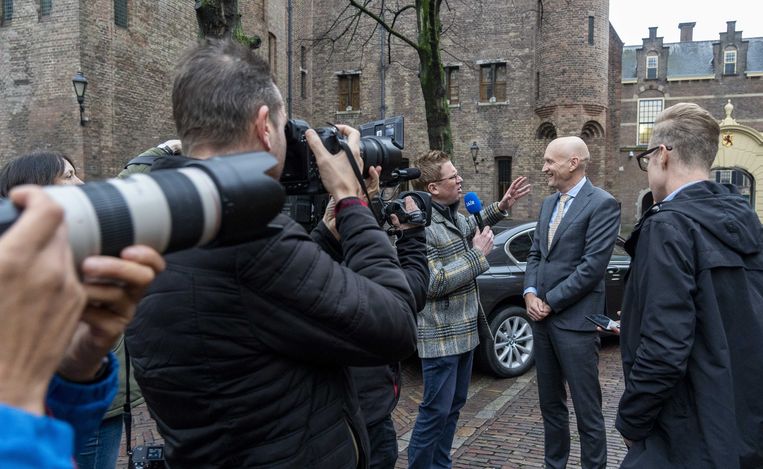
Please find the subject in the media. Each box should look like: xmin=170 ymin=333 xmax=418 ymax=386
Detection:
xmin=280 ymin=118 xmax=404 ymax=196
xmin=130 ymin=445 xmax=166 ymax=469
xmin=380 ymin=190 xmax=432 ymax=227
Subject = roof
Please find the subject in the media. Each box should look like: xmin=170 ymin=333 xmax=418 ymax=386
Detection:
xmin=747 ymin=38 xmax=763 ymax=72
xmin=666 ymin=40 xmax=715 ymax=79
xmin=622 ymin=46 xmax=638 ymax=81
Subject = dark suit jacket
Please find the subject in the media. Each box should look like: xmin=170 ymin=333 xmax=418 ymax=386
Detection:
xmin=524 ymin=178 xmax=620 ymax=331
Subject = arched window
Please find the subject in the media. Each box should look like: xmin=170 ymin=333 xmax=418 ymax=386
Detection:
xmin=581 ymin=121 xmax=604 ymax=141
xmin=536 ymin=122 xmax=557 ymax=140
xmin=711 ymin=167 xmax=754 ymax=207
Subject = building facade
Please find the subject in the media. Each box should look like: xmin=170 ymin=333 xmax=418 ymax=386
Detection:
xmin=617 ymin=21 xmax=763 ymax=222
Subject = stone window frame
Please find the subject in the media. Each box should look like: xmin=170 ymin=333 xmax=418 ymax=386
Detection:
xmin=724 ymin=47 xmax=737 ymax=75
xmin=637 ymin=98 xmax=664 ymax=146
xmin=645 ymin=53 xmax=658 ymax=80
xmin=268 ymin=32 xmax=277 ymax=79
xmin=496 ymin=156 xmax=513 ymax=200
xmin=478 ymin=61 xmax=507 ymax=103
xmin=336 ymin=72 xmax=361 ymax=112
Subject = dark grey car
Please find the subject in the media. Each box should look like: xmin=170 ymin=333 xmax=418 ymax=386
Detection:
xmin=475 ymin=220 xmax=630 ymax=378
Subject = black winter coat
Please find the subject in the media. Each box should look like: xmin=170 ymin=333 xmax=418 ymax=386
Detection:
xmin=312 ymin=222 xmax=429 ymax=426
xmin=126 ymin=206 xmax=417 ymax=469
xmin=617 ymin=181 xmax=763 ymax=468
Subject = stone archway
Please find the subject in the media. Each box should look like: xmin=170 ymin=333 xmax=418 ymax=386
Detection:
xmin=714 ymin=100 xmax=763 ymax=221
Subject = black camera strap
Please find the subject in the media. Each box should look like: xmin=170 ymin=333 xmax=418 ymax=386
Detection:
xmin=124 ymin=340 xmax=134 ymax=465
xmin=337 ymin=139 xmax=382 ymax=224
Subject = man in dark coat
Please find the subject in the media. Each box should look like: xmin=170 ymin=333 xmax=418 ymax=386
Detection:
xmin=617 ymin=102 xmax=763 ymax=468
xmin=125 ymin=39 xmax=418 ymax=469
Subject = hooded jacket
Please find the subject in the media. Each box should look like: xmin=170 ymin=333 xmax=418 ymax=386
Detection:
xmin=617 ymin=181 xmax=763 ymax=468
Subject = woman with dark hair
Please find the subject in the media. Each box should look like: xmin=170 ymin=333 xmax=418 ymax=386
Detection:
xmin=0 ymin=151 xmax=82 ymax=196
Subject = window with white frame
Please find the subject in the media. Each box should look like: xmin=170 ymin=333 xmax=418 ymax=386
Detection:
xmin=724 ymin=48 xmax=737 ymax=75
xmin=637 ymin=98 xmax=663 ymax=146
xmin=646 ymin=53 xmax=658 ymax=79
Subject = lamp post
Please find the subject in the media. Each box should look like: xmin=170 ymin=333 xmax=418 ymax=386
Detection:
xmin=470 ymin=141 xmax=480 ymax=173
xmin=72 ymin=71 xmax=88 ymax=126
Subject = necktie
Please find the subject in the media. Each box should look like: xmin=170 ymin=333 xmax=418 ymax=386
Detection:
xmin=548 ymin=194 xmax=570 ymax=248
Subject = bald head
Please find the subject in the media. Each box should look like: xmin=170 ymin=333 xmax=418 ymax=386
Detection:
xmin=542 ymin=136 xmax=590 ymax=192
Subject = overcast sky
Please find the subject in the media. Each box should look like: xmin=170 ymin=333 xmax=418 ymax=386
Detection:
xmin=609 ymin=0 xmax=763 ymax=46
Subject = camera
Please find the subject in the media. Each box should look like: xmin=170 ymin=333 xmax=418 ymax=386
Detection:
xmin=378 ymin=190 xmax=433 ymax=227
xmin=280 ymin=117 xmax=405 ymax=196
xmin=0 ymin=152 xmax=285 ymax=265
xmin=130 ymin=445 xmax=166 ymax=468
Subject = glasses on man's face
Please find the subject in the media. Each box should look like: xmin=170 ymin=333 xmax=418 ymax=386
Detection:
xmin=432 ymin=172 xmax=460 ymax=183
xmin=636 ymin=145 xmax=672 ymax=171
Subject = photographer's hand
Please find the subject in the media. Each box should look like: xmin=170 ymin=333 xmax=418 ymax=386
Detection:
xmin=57 ymin=246 xmax=165 ymax=382
xmin=390 ymin=196 xmax=422 ymax=231
xmin=364 ymin=165 xmax=382 ymax=203
xmin=0 ymin=187 xmax=86 ymax=415
xmin=322 ymin=197 xmax=340 ymax=240
xmin=307 ymin=124 xmax=363 ymax=201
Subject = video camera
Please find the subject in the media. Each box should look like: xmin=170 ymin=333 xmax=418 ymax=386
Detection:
xmin=280 ymin=116 xmax=431 ymax=227
xmin=0 ymin=153 xmax=285 ymax=265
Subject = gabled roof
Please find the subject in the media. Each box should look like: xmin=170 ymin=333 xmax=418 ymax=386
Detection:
xmin=747 ymin=38 xmax=763 ymax=72
xmin=666 ymin=40 xmax=715 ymax=79
xmin=622 ymin=46 xmax=638 ymax=81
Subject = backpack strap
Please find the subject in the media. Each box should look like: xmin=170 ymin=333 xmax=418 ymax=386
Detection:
xmin=124 ymin=154 xmax=162 ymax=169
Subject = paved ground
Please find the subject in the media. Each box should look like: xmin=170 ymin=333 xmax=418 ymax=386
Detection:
xmin=118 ymin=338 xmax=625 ymax=468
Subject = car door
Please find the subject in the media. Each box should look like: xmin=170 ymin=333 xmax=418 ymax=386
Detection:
xmin=605 ymin=239 xmax=630 ymax=318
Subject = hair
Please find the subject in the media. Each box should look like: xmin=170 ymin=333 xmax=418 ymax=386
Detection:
xmin=412 ymin=150 xmax=451 ymax=192
xmin=172 ymin=38 xmax=283 ymax=154
xmin=651 ymin=102 xmax=720 ymax=170
xmin=0 ymin=151 xmax=75 ymax=197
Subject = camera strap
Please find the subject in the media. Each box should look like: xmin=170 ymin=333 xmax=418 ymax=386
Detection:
xmin=124 ymin=340 xmax=134 ymax=465
xmin=337 ymin=139 xmax=382 ymax=224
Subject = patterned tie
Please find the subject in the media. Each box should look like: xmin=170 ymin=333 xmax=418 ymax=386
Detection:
xmin=548 ymin=194 xmax=570 ymax=248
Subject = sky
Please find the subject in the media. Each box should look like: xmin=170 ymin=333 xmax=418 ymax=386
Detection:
xmin=609 ymin=0 xmax=763 ymax=46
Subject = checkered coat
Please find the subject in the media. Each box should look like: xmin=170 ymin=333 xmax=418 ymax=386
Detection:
xmin=417 ymin=201 xmax=507 ymax=358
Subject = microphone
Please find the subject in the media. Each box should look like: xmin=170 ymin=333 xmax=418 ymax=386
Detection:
xmin=464 ymin=192 xmax=484 ymax=231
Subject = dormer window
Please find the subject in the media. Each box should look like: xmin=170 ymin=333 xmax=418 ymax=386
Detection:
xmin=724 ymin=48 xmax=737 ymax=75
xmin=646 ymin=53 xmax=658 ymax=79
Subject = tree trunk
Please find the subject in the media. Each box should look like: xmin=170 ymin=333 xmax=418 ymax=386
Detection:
xmin=195 ymin=0 xmax=239 ymax=38
xmin=415 ymin=0 xmax=452 ymax=154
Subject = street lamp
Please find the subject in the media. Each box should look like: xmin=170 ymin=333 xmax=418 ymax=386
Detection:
xmin=72 ymin=71 xmax=88 ymax=126
xmin=470 ymin=141 xmax=480 ymax=173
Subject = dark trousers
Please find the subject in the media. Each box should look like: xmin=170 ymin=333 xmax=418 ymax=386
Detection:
xmin=367 ymin=414 xmax=398 ymax=469
xmin=534 ymin=322 xmax=606 ymax=469
xmin=407 ymin=349 xmax=474 ymax=469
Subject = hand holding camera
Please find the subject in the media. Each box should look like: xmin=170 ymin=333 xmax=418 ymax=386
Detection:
xmin=305 ymin=124 xmax=363 ymax=201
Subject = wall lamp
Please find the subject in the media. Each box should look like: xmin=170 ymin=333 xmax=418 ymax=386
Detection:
xmin=72 ymin=71 xmax=89 ymax=126
xmin=470 ymin=141 xmax=480 ymax=173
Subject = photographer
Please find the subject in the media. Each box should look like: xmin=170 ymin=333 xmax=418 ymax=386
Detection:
xmin=314 ymin=168 xmax=429 ymax=469
xmin=125 ymin=38 xmax=417 ymax=469
xmin=0 ymin=186 xmax=163 ymax=467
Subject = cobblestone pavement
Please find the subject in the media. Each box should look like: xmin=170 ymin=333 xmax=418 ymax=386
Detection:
xmin=118 ymin=338 xmax=625 ymax=468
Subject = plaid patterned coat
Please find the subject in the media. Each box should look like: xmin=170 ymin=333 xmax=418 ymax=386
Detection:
xmin=417 ymin=201 xmax=507 ymax=358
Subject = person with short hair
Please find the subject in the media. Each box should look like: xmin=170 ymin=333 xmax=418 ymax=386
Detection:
xmin=524 ymin=136 xmax=620 ymax=469
xmin=407 ymin=150 xmax=529 ymax=469
xmin=617 ymin=102 xmax=763 ymax=468
xmin=125 ymin=38 xmax=418 ymax=468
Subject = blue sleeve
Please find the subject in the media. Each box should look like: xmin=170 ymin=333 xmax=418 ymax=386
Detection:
xmin=0 ymin=404 xmax=75 ymax=468
xmin=46 ymin=352 xmax=120 ymax=452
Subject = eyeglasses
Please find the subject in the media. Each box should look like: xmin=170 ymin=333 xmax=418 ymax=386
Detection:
xmin=636 ymin=145 xmax=672 ymax=171
xmin=432 ymin=172 xmax=460 ymax=183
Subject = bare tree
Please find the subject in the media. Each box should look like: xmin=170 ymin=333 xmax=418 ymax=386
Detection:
xmin=319 ymin=0 xmax=454 ymax=154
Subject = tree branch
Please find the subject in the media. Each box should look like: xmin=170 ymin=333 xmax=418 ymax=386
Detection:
xmin=348 ymin=0 xmax=420 ymax=51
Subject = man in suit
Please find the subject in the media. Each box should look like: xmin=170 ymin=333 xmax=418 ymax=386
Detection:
xmin=524 ymin=136 xmax=620 ymax=469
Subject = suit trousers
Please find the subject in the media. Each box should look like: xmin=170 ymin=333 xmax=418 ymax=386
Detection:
xmin=533 ymin=321 xmax=606 ymax=469
xmin=407 ymin=350 xmax=474 ymax=469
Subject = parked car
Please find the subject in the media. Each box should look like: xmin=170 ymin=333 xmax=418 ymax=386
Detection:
xmin=476 ymin=220 xmax=630 ymax=378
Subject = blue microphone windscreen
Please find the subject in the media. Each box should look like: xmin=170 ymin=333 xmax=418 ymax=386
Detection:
xmin=464 ymin=192 xmax=482 ymax=214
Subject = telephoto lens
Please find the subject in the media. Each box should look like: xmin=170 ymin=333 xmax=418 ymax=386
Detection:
xmin=0 ymin=152 xmax=284 ymax=265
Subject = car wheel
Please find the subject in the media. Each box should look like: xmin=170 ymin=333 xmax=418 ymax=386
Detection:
xmin=479 ymin=306 xmax=535 ymax=378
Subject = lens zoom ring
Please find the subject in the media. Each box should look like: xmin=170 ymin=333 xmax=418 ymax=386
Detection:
xmin=80 ymin=183 xmax=134 ymax=257
xmin=150 ymin=171 xmax=205 ymax=251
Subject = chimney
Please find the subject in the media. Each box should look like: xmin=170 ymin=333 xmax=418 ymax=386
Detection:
xmin=648 ymin=27 xmax=658 ymax=40
xmin=727 ymin=21 xmax=736 ymax=34
xmin=678 ymin=22 xmax=696 ymax=42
